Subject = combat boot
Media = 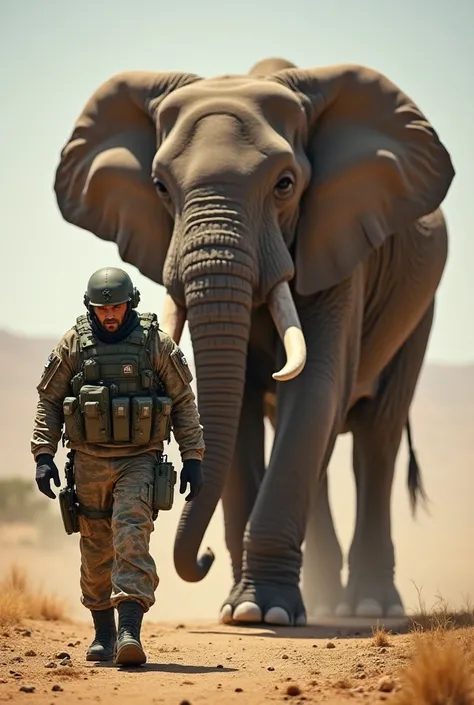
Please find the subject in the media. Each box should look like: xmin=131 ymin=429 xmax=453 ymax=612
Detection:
xmin=86 ymin=608 xmax=117 ymax=662
xmin=114 ymin=600 xmax=146 ymax=666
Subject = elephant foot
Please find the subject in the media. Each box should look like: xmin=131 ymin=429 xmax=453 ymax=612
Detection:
xmin=219 ymin=582 xmax=307 ymax=627
xmin=335 ymin=577 xmax=405 ymax=619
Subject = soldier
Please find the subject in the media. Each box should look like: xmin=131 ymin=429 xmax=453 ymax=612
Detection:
xmin=31 ymin=267 xmax=205 ymax=667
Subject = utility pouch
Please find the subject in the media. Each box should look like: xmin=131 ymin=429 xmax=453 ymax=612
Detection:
xmin=83 ymin=359 xmax=101 ymax=382
xmin=62 ymin=396 xmax=85 ymax=444
xmin=141 ymin=370 xmax=154 ymax=389
xmin=152 ymin=455 xmax=177 ymax=511
xmin=79 ymin=385 xmax=111 ymax=444
xmin=154 ymin=396 xmax=172 ymax=442
xmin=131 ymin=397 xmax=153 ymax=445
xmin=111 ymin=397 xmax=131 ymax=442
xmin=58 ymin=486 xmax=80 ymax=534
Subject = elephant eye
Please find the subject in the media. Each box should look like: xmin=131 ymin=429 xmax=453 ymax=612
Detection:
xmin=152 ymin=177 xmax=169 ymax=198
xmin=274 ymin=173 xmax=295 ymax=199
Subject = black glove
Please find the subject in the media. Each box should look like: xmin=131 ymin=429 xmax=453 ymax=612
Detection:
xmin=179 ymin=459 xmax=203 ymax=501
xmin=35 ymin=454 xmax=61 ymax=499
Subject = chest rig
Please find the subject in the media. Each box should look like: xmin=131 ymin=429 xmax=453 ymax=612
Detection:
xmin=62 ymin=313 xmax=172 ymax=447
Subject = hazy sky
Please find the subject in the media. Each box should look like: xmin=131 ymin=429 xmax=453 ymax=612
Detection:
xmin=1 ymin=0 xmax=472 ymax=364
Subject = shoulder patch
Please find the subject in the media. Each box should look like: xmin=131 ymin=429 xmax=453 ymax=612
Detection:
xmin=170 ymin=347 xmax=193 ymax=385
xmin=37 ymin=351 xmax=62 ymax=392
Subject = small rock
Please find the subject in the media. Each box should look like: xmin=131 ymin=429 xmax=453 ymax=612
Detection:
xmin=216 ymin=664 xmax=223 ymax=669
xmin=25 ymin=650 xmax=37 ymax=657
xmin=282 ymin=654 xmax=289 ymax=660
xmin=176 ymin=624 xmax=185 ymax=629
xmin=267 ymin=666 xmax=275 ymax=671
xmin=378 ymin=676 xmax=395 ymax=693
xmin=352 ymin=686 xmax=364 ymax=693
xmin=67 ymin=642 xmax=76 ymax=647
xmin=45 ymin=662 xmax=57 ymax=669
xmin=52 ymin=685 xmax=63 ymax=692
xmin=22 ymin=630 xmax=32 ymax=637
xmin=11 ymin=656 xmax=24 ymax=663
xmin=286 ymin=684 xmax=302 ymax=696
xmin=19 ymin=685 xmax=35 ymax=693
xmin=55 ymin=652 xmax=70 ymax=660
xmin=235 ymin=687 xmax=243 ymax=692
xmin=179 ymin=701 xmax=191 ymax=705
xmin=326 ymin=642 xmax=336 ymax=649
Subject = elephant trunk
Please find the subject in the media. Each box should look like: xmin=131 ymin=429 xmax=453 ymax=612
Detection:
xmin=171 ymin=193 xmax=306 ymax=582
xmin=172 ymin=195 xmax=254 ymax=582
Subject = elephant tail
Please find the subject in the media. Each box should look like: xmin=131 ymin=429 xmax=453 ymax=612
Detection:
xmin=406 ymin=417 xmax=429 ymax=517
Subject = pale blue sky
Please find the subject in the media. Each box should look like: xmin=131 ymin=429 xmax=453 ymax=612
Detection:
xmin=1 ymin=0 xmax=472 ymax=363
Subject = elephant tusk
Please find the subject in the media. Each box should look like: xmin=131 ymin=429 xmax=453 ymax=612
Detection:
xmin=267 ymin=281 xmax=307 ymax=382
xmin=161 ymin=293 xmax=187 ymax=344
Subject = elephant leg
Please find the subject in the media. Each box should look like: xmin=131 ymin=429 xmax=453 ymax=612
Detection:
xmin=301 ymin=470 xmax=344 ymax=618
xmin=337 ymin=302 xmax=435 ymax=619
xmin=220 ymin=380 xmax=266 ymax=621
xmin=221 ymin=278 xmax=362 ymax=627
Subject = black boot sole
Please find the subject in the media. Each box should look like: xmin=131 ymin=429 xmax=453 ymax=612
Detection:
xmin=114 ymin=640 xmax=146 ymax=666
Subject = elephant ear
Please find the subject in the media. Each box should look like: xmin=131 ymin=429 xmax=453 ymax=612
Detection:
xmin=54 ymin=70 xmax=200 ymax=285
xmin=271 ymin=64 xmax=455 ymax=295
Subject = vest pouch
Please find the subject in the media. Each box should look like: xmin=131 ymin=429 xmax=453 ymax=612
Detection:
xmin=111 ymin=397 xmax=131 ymax=442
xmin=62 ymin=397 xmax=85 ymax=444
xmin=131 ymin=397 xmax=153 ymax=445
xmin=79 ymin=385 xmax=111 ymax=444
xmin=83 ymin=358 xmax=100 ymax=382
xmin=153 ymin=396 xmax=172 ymax=442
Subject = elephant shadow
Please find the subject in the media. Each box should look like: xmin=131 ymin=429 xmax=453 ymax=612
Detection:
xmin=187 ymin=620 xmax=411 ymax=641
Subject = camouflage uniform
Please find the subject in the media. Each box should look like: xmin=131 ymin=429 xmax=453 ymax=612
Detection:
xmin=74 ymin=451 xmax=159 ymax=611
xmin=31 ymin=321 xmax=204 ymax=613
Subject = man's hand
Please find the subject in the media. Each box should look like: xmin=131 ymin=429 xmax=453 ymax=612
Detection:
xmin=35 ymin=454 xmax=61 ymax=499
xmin=179 ymin=459 xmax=203 ymax=501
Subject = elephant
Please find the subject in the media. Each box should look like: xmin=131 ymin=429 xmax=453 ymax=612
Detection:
xmin=53 ymin=56 xmax=455 ymax=626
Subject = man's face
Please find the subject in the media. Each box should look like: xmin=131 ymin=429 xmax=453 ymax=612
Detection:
xmin=92 ymin=303 xmax=128 ymax=332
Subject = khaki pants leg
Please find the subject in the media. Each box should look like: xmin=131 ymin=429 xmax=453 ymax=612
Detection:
xmin=74 ymin=452 xmax=114 ymax=611
xmin=110 ymin=452 xmax=159 ymax=612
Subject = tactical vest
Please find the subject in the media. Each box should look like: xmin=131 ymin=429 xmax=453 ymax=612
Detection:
xmin=62 ymin=313 xmax=172 ymax=447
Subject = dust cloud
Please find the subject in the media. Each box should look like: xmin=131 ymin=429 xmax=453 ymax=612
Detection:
xmin=0 ymin=330 xmax=473 ymax=623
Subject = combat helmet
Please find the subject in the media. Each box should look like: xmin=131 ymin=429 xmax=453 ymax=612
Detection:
xmin=84 ymin=267 xmax=141 ymax=309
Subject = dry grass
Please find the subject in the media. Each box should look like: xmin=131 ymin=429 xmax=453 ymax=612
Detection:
xmin=372 ymin=623 xmax=391 ymax=647
xmin=0 ymin=564 xmax=68 ymax=627
xmin=393 ymin=630 xmax=474 ymax=704
xmin=392 ymin=587 xmax=474 ymax=703
xmin=409 ymin=584 xmax=474 ymax=632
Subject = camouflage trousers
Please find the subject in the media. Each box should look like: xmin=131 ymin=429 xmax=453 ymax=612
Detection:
xmin=74 ymin=450 xmax=159 ymax=612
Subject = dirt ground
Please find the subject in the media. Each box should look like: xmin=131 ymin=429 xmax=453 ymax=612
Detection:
xmin=0 ymin=616 xmax=421 ymax=705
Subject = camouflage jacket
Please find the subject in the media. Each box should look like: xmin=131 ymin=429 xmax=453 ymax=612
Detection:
xmin=31 ymin=319 xmax=205 ymax=462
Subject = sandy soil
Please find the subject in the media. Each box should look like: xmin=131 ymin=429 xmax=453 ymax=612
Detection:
xmin=0 ymin=617 xmax=416 ymax=704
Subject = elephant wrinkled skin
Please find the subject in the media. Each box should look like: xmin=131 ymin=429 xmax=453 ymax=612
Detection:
xmin=53 ymin=57 xmax=455 ymax=626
